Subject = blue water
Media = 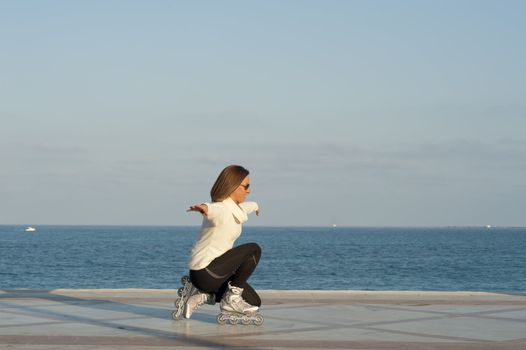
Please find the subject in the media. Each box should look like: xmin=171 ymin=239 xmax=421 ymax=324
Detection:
xmin=1 ymin=225 xmax=525 ymax=292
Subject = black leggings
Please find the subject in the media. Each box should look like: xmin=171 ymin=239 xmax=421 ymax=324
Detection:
xmin=189 ymin=243 xmax=262 ymax=306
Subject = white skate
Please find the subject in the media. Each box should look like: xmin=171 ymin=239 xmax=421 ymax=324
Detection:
xmin=172 ymin=275 xmax=194 ymax=320
xmin=184 ymin=289 xmax=214 ymax=319
xmin=217 ymin=283 xmax=264 ymax=326
xmin=172 ymin=276 xmax=214 ymax=320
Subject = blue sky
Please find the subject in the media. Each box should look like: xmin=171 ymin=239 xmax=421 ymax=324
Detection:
xmin=1 ymin=0 xmax=525 ymax=226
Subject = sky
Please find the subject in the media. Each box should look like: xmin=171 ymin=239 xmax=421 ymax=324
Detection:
xmin=1 ymin=0 xmax=525 ymax=227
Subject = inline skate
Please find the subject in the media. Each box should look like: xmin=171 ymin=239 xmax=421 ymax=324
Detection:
xmin=171 ymin=275 xmax=194 ymax=320
xmin=172 ymin=275 xmax=214 ymax=320
xmin=216 ymin=282 xmax=264 ymax=326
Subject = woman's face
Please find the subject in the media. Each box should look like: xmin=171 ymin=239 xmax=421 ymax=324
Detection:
xmin=230 ymin=176 xmax=251 ymax=204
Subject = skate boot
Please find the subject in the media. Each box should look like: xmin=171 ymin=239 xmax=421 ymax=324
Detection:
xmin=172 ymin=275 xmax=215 ymax=320
xmin=217 ymin=283 xmax=264 ymax=326
xmin=184 ymin=290 xmax=215 ymax=319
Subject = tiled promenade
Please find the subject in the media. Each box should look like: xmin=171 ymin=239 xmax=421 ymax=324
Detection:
xmin=1 ymin=289 xmax=525 ymax=349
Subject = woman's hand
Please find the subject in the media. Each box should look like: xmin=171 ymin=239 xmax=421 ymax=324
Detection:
xmin=256 ymin=209 xmax=260 ymax=216
xmin=187 ymin=204 xmax=208 ymax=216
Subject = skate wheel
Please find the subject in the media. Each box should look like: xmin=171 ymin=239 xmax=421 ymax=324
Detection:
xmin=174 ymin=298 xmax=182 ymax=308
xmin=254 ymin=314 xmax=264 ymax=326
xmin=241 ymin=315 xmax=251 ymax=325
xmin=171 ymin=310 xmax=181 ymax=320
xmin=216 ymin=313 xmax=227 ymax=325
xmin=228 ymin=316 xmax=239 ymax=325
xmin=181 ymin=275 xmax=190 ymax=285
xmin=177 ymin=287 xmax=184 ymax=297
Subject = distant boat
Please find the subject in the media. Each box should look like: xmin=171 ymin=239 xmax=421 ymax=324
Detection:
xmin=25 ymin=226 xmax=36 ymax=232
xmin=485 ymin=225 xmax=492 ymax=229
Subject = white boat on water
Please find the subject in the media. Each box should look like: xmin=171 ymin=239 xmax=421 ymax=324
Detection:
xmin=25 ymin=226 xmax=36 ymax=232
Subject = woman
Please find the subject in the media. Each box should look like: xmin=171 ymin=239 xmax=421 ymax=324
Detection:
xmin=183 ymin=165 xmax=262 ymax=319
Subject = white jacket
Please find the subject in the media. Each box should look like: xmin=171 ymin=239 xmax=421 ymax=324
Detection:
xmin=188 ymin=197 xmax=259 ymax=270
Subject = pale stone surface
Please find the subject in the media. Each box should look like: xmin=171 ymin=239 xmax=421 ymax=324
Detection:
xmin=1 ymin=289 xmax=525 ymax=349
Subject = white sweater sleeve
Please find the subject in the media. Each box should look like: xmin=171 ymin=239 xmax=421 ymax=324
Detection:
xmin=239 ymin=201 xmax=259 ymax=214
xmin=204 ymin=202 xmax=223 ymax=223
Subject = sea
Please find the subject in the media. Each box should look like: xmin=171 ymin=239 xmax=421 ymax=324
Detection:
xmin=1 ymin=225 xmax=525 ymax=292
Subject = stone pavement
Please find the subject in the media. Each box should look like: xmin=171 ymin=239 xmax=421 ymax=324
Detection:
xmin=1 ymin=289 xmax=525 ymax=349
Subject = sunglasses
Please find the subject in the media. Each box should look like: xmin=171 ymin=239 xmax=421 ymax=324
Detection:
xmin=239 ymin=183 xmax=250 ymax=190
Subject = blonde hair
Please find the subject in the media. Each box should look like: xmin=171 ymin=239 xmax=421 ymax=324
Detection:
xmin=210 ymin=165 xmax=249 ymax=202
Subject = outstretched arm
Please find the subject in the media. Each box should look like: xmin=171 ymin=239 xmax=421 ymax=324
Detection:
xmin=240 ymin=201 xmax=260 ymax=216
xmin=187 ymin=204 xmax=208 ymax=216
